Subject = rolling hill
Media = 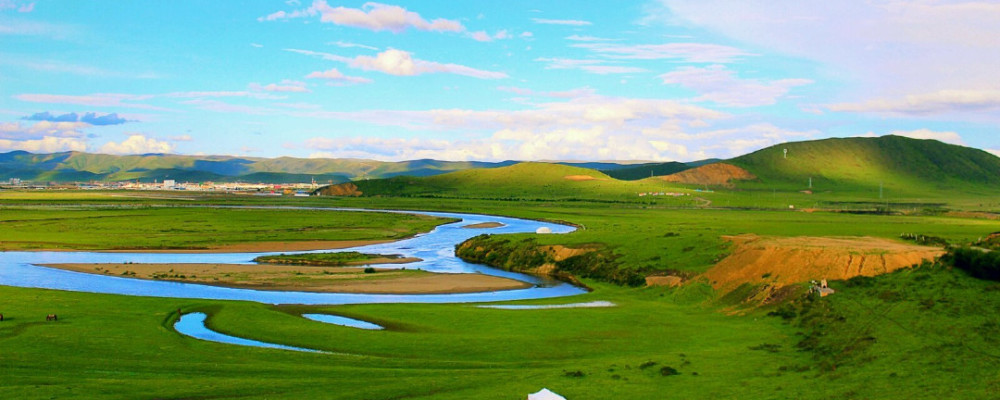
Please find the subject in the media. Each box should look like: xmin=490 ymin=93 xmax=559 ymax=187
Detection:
xmin=726 ymin=135 xmax=1000 ymax=193
xmin=318 ymin=162 xmax=695 ymax=201
xmin=313 ymin=136 xmax=1000 ymax=202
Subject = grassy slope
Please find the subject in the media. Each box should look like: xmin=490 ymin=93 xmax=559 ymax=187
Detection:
xmin=602 ymin=161 xmax=691 ymax=180
xmin=350 ymin=162 xmax=698 ymax=203
xmin=729 ymin=135 xmax=1000 ymax=195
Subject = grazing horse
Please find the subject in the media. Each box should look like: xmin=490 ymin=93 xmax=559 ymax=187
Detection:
xmin=0 ymin=313 xmax=4 ymax=321
xmin=46 ymin=314 xmax=57 ymax=321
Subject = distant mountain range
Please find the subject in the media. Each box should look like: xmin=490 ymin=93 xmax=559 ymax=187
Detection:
xmin=0 ymin=150 xmax=699 ymax=184
xmin=4 ymin=136 xmax=998 ymax=194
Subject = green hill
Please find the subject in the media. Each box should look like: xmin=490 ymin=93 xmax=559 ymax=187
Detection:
xmin=603 ymin=162 xmax=691 ymax=180
xmin=339 ymin=162 xmax=694 ymax=201
xmin=313 ymin=136 xmax=1000 ymax=203
xmin=728 ymin=135 xmax=1000 ymax=194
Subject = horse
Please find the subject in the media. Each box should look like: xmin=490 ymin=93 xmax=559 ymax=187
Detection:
xmin=46 ymin=314 xmax=57 ymax=321
xmin=0 ymin=313 xmax=4 ymax=321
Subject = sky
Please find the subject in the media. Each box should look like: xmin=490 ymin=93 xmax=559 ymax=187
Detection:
xmin=1 ymin=0 xmax=998 ymax=162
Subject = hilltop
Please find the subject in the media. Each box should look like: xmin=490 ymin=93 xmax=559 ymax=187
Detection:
xmin=727 ymin=135 xmax=1000 ymax=193
xmin=321 ymin=162 xmax=694 ymax=201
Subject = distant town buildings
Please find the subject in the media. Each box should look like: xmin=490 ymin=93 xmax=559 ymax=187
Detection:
xmin=0 ymin=177 xmax=320 ymax=195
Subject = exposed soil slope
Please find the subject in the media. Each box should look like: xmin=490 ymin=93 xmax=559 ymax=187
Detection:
xmin=703 ymin=235 xmax=945 ymax=292
xmin=315 ymin=182 xmax=362 ymax=196
xmin=659 ymin=163 xmax=755 ymax=186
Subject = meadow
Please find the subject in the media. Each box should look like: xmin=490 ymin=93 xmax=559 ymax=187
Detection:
xmin=0 ymin=189 xmax=999 ymax=399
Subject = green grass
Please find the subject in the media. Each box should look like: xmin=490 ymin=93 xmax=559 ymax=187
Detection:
xmin=253 ymin=251 xmax=395 ymax=266
xmin=2 ymin=266 xmax=999 ymax=399
xmin=1 ymin=193 xmax=999 ymax=398
xmin=0 ymin=206 xmax=454 ymax=251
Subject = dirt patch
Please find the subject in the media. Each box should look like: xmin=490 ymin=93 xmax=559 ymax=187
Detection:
xmin=462 ymin=222 xmax=505 ymax=229
xmin=315 ymin=182 xmax=362 ymax=196
xmin=646 ymin=276 xmax=683 ymax=287
xmin=564 ymin=175 xmax=599 ymax=181
xmin=42 ymin=263 xmax=531 ymax=294
xmin=539 ymin=245 xmax=597 ymax=262
xmin=659 ymin=163 xmax=755 ymax=186
xmin=703 ymin=235 xmax=945 ymax=293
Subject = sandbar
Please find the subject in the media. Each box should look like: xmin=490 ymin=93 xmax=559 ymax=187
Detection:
xmin=461 ymin=222 xmax=505 ymax=229
xmin=41 ymin=262 xmax=533 ymax=294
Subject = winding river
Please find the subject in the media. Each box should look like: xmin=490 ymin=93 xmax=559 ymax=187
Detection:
xmin=0 ymin=208 xmax=586 ymax=305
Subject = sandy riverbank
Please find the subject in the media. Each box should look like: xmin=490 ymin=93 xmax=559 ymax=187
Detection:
xmin=41 ymin=263 xmax=533 ymax=294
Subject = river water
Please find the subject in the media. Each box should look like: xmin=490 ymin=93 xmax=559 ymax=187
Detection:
xmin=0 ymin=208 xmax=586 ymax=305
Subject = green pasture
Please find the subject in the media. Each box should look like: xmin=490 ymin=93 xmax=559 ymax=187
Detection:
xmin=0 ymin=206 xmax=453 ymax=251
xmin=0 ymin=192 xmax=999 ymax=398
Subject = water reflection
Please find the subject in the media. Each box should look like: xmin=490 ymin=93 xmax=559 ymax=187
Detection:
xmin=0 ymin=208 xmax=586 ymax=305
xmin=303 ymin=314 xmax=384 ymax=330
xmin=174 ymin=312 xmax=323 ymax=353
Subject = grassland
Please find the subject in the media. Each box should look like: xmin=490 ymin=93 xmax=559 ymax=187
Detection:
xmin=0 ymin=206 xmax=454 ymax=251
xmin=1 ymin=182 xmax=999 ymax=398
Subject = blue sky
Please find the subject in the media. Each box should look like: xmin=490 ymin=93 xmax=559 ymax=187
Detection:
xmin=1 ymin=0 xmax=998 ymax=161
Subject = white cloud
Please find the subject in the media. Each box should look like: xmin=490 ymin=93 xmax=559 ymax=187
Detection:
xmin=887 ymin=129 xmax=964 ymax=145
xmin=98 ymin=135 xmax=175 ymax=155
xmin=329 ymin=40 xmax=378 ymax=51
xmin=0 ymin=136 xmax=87 ymax=153
xmin=290 ymin=94 xmax=754 ymax=161
xmin=469 ymin=29 xmax=510 ymax=42
xmin=573 ymin=42 xmax=753 ymax=63
xmin=13 ymin=93 xmax=167 ymax=111
xmin=534 ymin=57 xmax=647 ymax=75
xmin=169 ymin=134 xmax=193 ymax=142
xmin=262 ymin=1 xmax=464 ymax=33
xmin=827 ymin=90 xmax=1000 ymax=115
xmin=532 ymin=18 xmax=592 ymax=26
xmin=658 ymin=64 xmax=812 ymax=107
xmin=0 ymin=121 xmax=87 ymax=140
xmin=248 ymin=80 xmax=310 ymax=93
xmin=566 ymin=35 xmax=615 ymax=42
xmin=290 ymin=48 xmax=508 ymax=79
xmin=305 ymin=68 xmax=373 ymax=84
xmin=659 ymin=0 xmax=1000 ymax=95
xmin=497 ymin=86 xmax=596 ymax=99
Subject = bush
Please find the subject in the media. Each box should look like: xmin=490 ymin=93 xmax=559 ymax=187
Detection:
xmin=363 ymin=267 xmax=376 ymax=274
xmin=943 ymin=247 xmax=1000 ymax=281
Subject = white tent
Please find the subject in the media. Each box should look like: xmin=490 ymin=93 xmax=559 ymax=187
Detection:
xmin=527 ymin=388 xmax=566 ymax=400
xmin=535 ymin=227 xmax=552 ymax=234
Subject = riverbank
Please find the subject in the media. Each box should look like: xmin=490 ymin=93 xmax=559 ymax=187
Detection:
xmin=40 ymin=263 xmax=533 ymax=294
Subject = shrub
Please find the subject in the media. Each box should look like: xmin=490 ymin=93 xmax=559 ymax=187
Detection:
xmin=659 ymin=366 xmax=680 ymax=376
xmin=363 ymin=267 xmax=376 ymax=274
xmin=943 ymin=247 xmax=1000 ymax=281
